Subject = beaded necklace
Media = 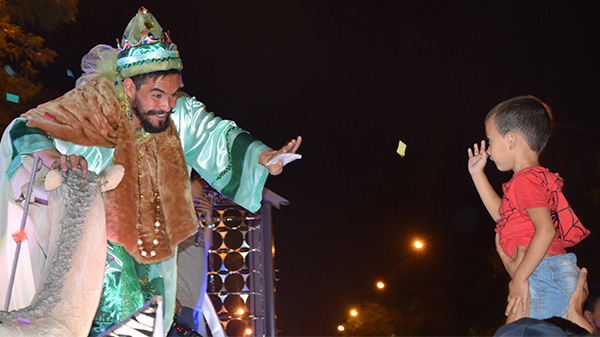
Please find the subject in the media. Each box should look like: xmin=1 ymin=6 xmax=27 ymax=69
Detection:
xmin=122 ymin=97 xmax=162 ymax=258
xmin=135 ymin=149 xmax=162 ymax=258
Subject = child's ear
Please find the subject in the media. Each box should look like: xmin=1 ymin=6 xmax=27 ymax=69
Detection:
xmin=584 ymin=310 xmax=594 ymax=323
xmin=506 ymin=131 xmax=517 ymax=150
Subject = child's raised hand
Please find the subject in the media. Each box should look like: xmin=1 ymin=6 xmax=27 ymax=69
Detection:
xmin=467 ymin=140 xmax=488 ymax=175
xmin=505 ymin=278 xmax=529 ymax=319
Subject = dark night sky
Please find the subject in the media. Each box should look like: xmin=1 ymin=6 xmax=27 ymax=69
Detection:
xmin=33 ymin=1 xmax=600 ymax=335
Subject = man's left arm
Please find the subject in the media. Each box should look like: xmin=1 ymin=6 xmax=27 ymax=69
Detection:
xmin=173 ymin=96 xmax=300 ymax=212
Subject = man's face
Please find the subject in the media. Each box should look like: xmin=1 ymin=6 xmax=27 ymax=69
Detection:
xmin=130 ymin=74 xmax=180 ymax=133
xmin=585 ymin=300 xmax=600 ymax=329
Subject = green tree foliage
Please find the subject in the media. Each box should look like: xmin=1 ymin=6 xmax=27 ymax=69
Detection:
xmin=0 ymin=0 xmax=78 ymax=127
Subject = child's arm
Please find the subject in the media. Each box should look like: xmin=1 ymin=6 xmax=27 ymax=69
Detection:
xmin=467 ymin=140 xmax=502 ymax=220
xmin=505 ymin=207 xmax=556 ymax=319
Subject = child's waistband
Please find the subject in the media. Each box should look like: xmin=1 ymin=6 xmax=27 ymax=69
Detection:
xmin=539 ymin=252 xmax=577 ymax=268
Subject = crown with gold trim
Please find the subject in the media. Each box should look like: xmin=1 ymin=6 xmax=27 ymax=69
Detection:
xmin=116 ymin=7 xmax=183 ymax=79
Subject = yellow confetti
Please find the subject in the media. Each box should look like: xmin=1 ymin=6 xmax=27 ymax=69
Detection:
xmin=396 ymin=140 xmax=407 ymax=157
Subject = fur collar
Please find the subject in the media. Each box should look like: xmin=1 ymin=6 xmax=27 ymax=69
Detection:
xmin=24 ymin=77 xmax=197 ymax=263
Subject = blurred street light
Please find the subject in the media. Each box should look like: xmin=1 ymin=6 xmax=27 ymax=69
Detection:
xmin=377 ymin=239 xmax=427 ymax=287
xmin=350 ymin=309 xmax=358 ymax=317
xmin=338 ymin=325 xmax=345 ymax=332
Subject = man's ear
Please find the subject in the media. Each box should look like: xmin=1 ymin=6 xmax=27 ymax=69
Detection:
xmin=584 ymin=310 xmax=594 ymax=323
xmin=123 ymin=77 xmax=136 ymax=99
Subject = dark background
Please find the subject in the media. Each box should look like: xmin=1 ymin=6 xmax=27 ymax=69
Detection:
xmin=33 ymin=1 xmax=600 ymax=335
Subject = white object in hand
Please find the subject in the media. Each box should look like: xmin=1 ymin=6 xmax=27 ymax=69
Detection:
xmin=267 ymin=153 xmax=302 ymax=166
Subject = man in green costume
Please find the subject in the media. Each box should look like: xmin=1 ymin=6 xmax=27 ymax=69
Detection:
xmin=0 ymin=7 xmax=300 ymax=336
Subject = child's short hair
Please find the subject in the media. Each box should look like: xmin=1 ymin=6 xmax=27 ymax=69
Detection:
xmin=485 ymin=95 xmax=554 ymax=153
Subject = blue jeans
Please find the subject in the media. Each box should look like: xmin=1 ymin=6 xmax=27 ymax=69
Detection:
xmin=528 ymin=253 xmax=578 ymax=319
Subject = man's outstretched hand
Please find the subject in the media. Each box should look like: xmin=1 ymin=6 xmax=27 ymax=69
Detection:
xmin=259 ymin=136 xmax=302 ymax=175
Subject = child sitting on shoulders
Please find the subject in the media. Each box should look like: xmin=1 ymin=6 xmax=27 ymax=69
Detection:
xmin=467 ymin=95 xmax=590 ymax=322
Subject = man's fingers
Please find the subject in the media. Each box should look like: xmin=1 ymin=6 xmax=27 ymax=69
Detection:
xmin=195 ymin=202 xmax=211 ymax=210
xmin=59 ymin=154 xmax=88 ymax=173
xmin=194 ymin=196 xmax=212 ymax=206
xmin=60 ymin=155 xmax=68 ymax=171
xmin=283 ymin=141 xmax=295 ymax=153
xmin=509 ymin=300 xmax=519 ymax=317
xmin=268 ymin=161 xmax=284 ymax=176
xmin=579 ymin=267 xmax=588 ymax=284
xmin=579 ymin=267 xmax=589 ymax=295
xmin=511 ymin=298 xmax=526 ymax=317
xmin=271 ymin=162 xmax=283 ymax=173
xmin=79 ymin=156 xmax=88 ymax=173
xmin=282 ymin=136 xmax=302 ymax=154
xmin=505 ymin=296 xmax=522 ymax=317
xmin=291 ymin=136 xmax=302 ymax=153
xmin=194 ymin=204 xmax=211 ymax=214
xmin=194 ymin=197 xmax=214 ymax=219
xmin=505 ymin=300 xmax=513 ymax=316
xmin=69 ymin=155 xmax=79 ymax=171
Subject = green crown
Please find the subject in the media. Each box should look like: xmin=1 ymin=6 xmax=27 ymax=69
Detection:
xmin=116 ymin=7 xmax=183 ymax=79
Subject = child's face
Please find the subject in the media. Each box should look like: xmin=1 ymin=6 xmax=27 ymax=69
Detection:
xmin=485 ymin=117 xmax=513 ymax=172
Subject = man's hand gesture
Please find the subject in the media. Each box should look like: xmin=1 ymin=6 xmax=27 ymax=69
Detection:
xmin=259 ymin=136 xmax=302 ymax=176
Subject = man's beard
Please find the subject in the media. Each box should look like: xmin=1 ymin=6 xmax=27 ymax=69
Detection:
xmin=131 ymin=96 xmax=172 ymax=133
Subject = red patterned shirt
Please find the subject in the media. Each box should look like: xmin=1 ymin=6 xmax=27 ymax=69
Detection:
xmin=495 ymin=166 xmax=590 ymax=257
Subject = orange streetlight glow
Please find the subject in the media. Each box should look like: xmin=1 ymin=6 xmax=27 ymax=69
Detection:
xmin=376 ymin=281 xmax=385 ymax=289
xmin=338 ymin=325 xmax=345 ymax=332
xmin=350 ymin=309 xmax=358 ymax=317
xmin=414 ymin=240 xmax=423 ymax=249
xmin=245 ymin=328 xmax=253 ymax=335
xmin=237 ymin=308 xmax=245 ymax=315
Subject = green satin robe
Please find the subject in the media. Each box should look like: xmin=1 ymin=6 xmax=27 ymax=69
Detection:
xmin=0 ymin=95 xmax=270 ymax=336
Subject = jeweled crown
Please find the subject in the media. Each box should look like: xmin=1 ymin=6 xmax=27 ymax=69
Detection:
xmin=116 ymin=7 xmax=183 ymax=79
xmin=117 ymin=7 xmax=173 ymax=52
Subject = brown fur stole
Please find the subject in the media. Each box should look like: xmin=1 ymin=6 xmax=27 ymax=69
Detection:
xmin=24 ymin=77 xmax=197 ymax=263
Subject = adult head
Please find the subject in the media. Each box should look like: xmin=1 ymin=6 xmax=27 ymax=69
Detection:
xmin=123 ymin=69 xmax=181 ymax=133
xmin=117 ymin=7 xmax=183 ymax=133
xmin=583 ymin=285 xmax=600 ymax=330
